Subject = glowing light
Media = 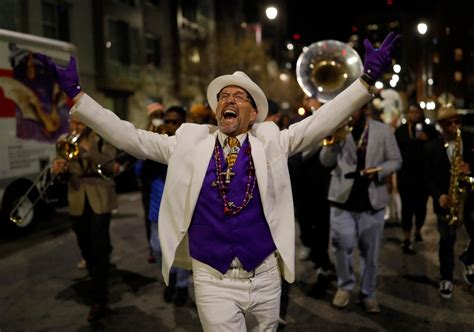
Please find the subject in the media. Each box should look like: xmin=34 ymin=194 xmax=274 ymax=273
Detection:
xmin=417 ymin=22 xmax=428 ymax=35
xmin=347 ymin=56 xmax=359 ymax=65
xmin=389 ymin=80 xmax=397 ymax=88
xmin=401 ymin=118 xmax=407 ymax=124
xmin=287 ymin=43 xmax=294 ymax=50
xmin=426 ymin=101 xmax=436 ymax=110
xmin=392 ymin=74 xmax=400 ymax=82
xmin=420 ymin=101 xmax=426 ymax=109
xmin=105 ymin=41 xmax=112 ymax=48
xmin=427 ymin=78 xmax=434 ymax=85
xmin=265 ymin=6 xmax=278 ymax=20
xmin=302 ymin=46 xmax=308 ymax=52
xmin=279 ymin=73 xmax=289 ymax=81
xmin=374 ymin=81 xmax=384 ymax=89
xmin=425 ymin=118 xmax=431 ymax=124
xmin=393 ymin=64 xmax=401 ymax=73
xmin=298 ymin=107 xmax=306 ymax=116
xmin=292 ymin=33 xmax=300 ymax=40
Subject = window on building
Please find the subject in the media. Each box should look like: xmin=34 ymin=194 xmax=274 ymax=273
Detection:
xmin=454 ymin=48 xmax=463 ymax=62
xmin=129 ymin=27 xmax=140 ymax=65
xmin=115 ymin=0 xmax=138 ymax=7
xmin=42 ymin=1 xmax=70 ymax=41
xmin=454 ymin=71 xmax=463 ymax=82
xmin=145 ymin=36 xmax=161 ymax=67
xmin=181 ymin=0 xmax=197 ymax=23
xmin=108 ymin=20 xmax=130 ymax=64
xmin=145 ymin=0 xmax=159 ymax=6
xmin=0 ymin=0 xmax=18 ymax=30
xmin=113 ymin=95 xmax=129 ymax=120
xmin=107 ymin=19 xmax=141 ymax=66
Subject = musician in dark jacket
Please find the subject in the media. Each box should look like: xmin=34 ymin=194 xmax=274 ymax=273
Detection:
xmin=395 ymin=105 xmax=438 ymax=254
xmin=424 ymin=104 xmax=474 ymax=299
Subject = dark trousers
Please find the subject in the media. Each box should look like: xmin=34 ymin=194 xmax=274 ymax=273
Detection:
xmin=460 ymin=195 xmax=474 ymax=266
xmin=399 ymin=186 xmax=429 ymax=233
xmin=72 ymin=197 xmax=112 ymax=305
xmin=310 ymin=196 xmax=331 ymax=268
xmin=436 ymin=214 xmax=457 ymax=281
xmin=141 ymin=185 xmax=152 ymax=252
xmin=436 ymin=194 xmax=474 ymax=281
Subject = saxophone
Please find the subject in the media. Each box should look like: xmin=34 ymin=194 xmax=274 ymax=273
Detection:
xmin=447 ymin=128 xmax=474 ymax=225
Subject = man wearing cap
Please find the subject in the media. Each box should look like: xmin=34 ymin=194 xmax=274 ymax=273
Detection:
xmin=424 ymin=104 xmax=474 ymax=299
xmin=37 ymin=32 xmax=399 ymax=330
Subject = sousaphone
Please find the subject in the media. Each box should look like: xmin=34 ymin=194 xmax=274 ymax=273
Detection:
xmin=296 ymin=40 xmax=363 ymax=103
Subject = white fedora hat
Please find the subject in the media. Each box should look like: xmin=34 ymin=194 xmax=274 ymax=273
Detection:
xmin=207 ymin=71 xmax=268 ymax=123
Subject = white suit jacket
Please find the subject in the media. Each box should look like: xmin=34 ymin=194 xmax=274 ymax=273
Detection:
xmin=320 ymin=119 xmax=402 ymax=210
xmin=71 ymin=80 xmax=372 ymax=284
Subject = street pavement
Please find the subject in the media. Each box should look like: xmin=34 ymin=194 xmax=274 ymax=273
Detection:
xmin=1 ymin=192 xmax=473 ymax=332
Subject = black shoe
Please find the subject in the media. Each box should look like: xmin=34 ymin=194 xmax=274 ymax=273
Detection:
xmin=87 ymin=304 xmax=110 ymax=322
xmin=415 ymin=233 xmax=423 ymax=242
xmin=174 ymin=287 xmax=189 ymax=306
xmin=402 ymin=240 xmax=416 ymax=255
xmin=164 ymin=273 xmax=177 ymax=303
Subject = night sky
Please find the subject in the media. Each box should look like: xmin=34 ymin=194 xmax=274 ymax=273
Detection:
xmin=285 ymin=0 xmax=441 ymax=44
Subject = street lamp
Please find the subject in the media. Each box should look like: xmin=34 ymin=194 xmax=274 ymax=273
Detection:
xmin=416 ymin=21 xmax=431 ymax=101
xmin=417 ymin=22 xmax=428 ymax=35
xmin=265 ymin=6 xmax=278 ymax=20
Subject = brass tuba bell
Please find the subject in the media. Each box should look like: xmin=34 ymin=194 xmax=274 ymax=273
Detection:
xmin=296 ymin=40 xmax=363 ymax=103
xmin=296 ymin=40 xmax=363 ymax=145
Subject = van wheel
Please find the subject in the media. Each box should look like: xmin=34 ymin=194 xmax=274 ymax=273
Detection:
xmin=2 ymin=179 xmax=40 ymax=232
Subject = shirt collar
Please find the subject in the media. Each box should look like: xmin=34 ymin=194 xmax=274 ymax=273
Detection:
xmin=217 ymin=131 xmax=247 ymax=147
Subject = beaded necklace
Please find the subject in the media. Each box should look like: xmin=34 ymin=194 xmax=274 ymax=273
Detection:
xmin=213 ymin=140 xmax=256 ymax=215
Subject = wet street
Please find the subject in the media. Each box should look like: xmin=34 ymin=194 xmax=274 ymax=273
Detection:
xmin=1 ymin=191 xmax=473 ymax=331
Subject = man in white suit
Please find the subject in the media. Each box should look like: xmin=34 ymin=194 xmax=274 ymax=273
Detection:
xmin=38 ymin=32 xmax=399 ymax=331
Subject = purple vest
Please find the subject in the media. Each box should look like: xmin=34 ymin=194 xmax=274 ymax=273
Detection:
xmin=188 ymin=138 xmax=276 ymax=273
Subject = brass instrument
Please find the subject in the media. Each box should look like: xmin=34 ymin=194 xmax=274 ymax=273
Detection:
xmin=447 ymin=128 xmax=474 ymax=226
xmin=97 ymin=151 xmax=136 ymax=180
xmin=97 ymin=124 xmax=171 ymax=180
xmin=9 ymin=132 xmax=82 ymax=225
xmin=296 ymin=40 xmax=363 ymax=145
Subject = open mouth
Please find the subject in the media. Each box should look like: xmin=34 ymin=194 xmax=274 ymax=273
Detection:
xmin=223 ymin=109 xmax=237 ymax=120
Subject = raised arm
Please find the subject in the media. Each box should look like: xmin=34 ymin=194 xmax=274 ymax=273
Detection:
xmin=280 ymin=32 xmax=400 ymax=156
xmin=36 ymin=54 xmax=175 ymax=164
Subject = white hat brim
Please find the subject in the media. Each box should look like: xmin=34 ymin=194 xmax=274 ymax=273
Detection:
xmin=207 ymin=71 xmax=268 ymax=123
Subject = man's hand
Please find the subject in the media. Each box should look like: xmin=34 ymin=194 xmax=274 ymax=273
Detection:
xmin=360 ymin=167 xmax=381 ymax=181
xmin=459 ymin=162 xmax=471 ymax=175
xmin=439 ymin=194 xmax=451 ymax=209
xmin=36 ymin=54 xmax=82 ymax=100
xmin=363 ymin=32 xmax=401 ymax=83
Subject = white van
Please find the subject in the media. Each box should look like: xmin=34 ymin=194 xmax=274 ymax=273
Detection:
xmin=0 ymin=29 xmax=76 ymax=232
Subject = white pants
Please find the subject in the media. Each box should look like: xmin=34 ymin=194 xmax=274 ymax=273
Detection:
xmin=192 ymin=253 xmax=281 ymax=332
xmin=330 ymin=207 xmax=385 ymax=298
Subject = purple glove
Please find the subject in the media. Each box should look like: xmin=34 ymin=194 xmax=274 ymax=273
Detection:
xmin=363 ymin=32 xmax=401 ymax=82
xmin=36 ymin=54 xmax=81 ymax=99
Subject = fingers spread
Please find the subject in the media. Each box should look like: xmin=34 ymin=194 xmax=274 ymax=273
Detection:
xmin=380 ymin=31 xmax=396 ymax=49
xmin=363 ymin=39 xmax=374 ymax=54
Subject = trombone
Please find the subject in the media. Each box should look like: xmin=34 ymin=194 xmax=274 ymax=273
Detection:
xmin=9 ymin=132 xmax=81 ymax=225
xmin=97 ymin=151 xmax=136 ymax=180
